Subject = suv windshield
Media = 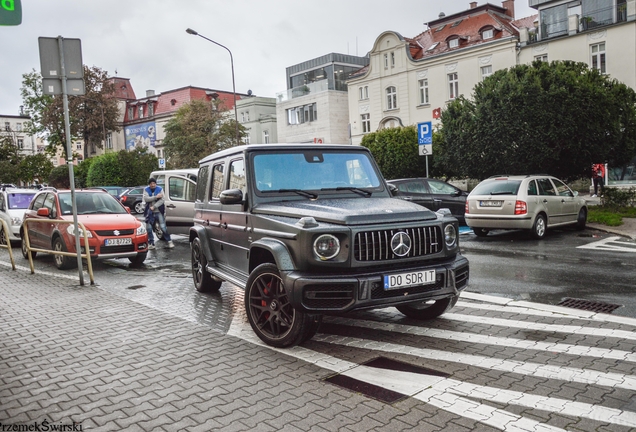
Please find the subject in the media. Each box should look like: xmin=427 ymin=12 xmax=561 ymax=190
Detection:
xmin=253 ymin=150 xmax=382 ymax=193
xmin=58 ymin=192 xmax=127 ymax=215
xmin=472 ymin=180 xmax=521 ymax=195
xmin=7 ymin=193 xmax=36 ymax=209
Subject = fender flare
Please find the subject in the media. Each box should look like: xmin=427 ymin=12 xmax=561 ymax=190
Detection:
xmin=249 ymin=238 xmax=295 ymax=272
xmin=189 ymin=225 xmax=213 ymax=262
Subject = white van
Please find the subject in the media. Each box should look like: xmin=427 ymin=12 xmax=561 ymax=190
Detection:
xmin=149 ymin=169 xmax=198 ymax=236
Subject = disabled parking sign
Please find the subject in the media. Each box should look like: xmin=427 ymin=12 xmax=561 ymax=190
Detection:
xmin=418 ymin=121 xmax=433 ymax=156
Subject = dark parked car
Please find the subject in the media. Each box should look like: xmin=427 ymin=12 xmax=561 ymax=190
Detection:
xmin=190 ymin=144 xmax=469 ymax=348
xmin=119 ymin=186 xmax=146 ymax=214
xmin=95 ymin=186 xmax=128 ymax=200
xmin=388 ymin=178 xmax=468 ymax=225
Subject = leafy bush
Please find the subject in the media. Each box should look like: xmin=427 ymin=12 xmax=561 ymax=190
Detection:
xmin=48 ymin=165 xmax=73 ymax=188
xmin=86 ymin=149 xmax=158 ymax=187
xmin=600 ymin=187 xmax=636 ymax=207
xmin=360 ymin=126 xmax=428 ymax=180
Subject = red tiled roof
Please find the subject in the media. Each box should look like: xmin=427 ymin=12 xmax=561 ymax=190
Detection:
xmin=107 ymin=77 xmax=136 ymax=100
xmin=122 ymin=86 xmax=247 ymax=123
xmin=414 ymin=10 xmax=521 ymax=59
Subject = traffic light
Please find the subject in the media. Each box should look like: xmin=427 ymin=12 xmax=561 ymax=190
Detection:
xmin=0 ymin=0 xmax=22 ymax=26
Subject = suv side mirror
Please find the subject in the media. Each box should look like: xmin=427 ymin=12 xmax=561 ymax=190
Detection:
xmin=36 ymin=208 xmax=50 ymax=217
xmin=219 ymin=189 xmax=244 ymax=205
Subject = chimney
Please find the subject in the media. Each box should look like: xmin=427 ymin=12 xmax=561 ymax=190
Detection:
xmin=502 ymin=0 xmax=515 ymax=18
xmin=146 ymin=90 xmax=155 ymax=97
xmin=470 ymin=2 xmax=477 ymax=8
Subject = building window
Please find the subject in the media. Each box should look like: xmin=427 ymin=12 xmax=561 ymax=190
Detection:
xmin=481 ymin=65 xmax=493 ymax=80
xmin=361 ymin=114 xmax=371 ymax=133
xmin=359 ymin=86 xmax=368 ymax=100
xmin=263 ymin=130 xmax=270 ymax=144
xmin=243 ymin=133 xmax=251 ymax=144
xmin=4 ymin=122 xmax=9 ymax=131
xmin=245 ymin=111 xmax=249 ymax=121
xmin=157 ymin=149 xmax=162 ymax=158
xmin=591 ymin=42 xmax=606 ymax=74
xmin=76 ymin=142 xmax=82 ymax=150
xmin=448 ymin=73 xmax=459 ymax=100
xmin=482 ymin=29 xmax=494 ymax=40
xmin=16 ymin=123 xmax=22 ymax=132
xmin=287 ymin=103 xmax=317 ymax=125
xmin=138 ymin=105 xmax=144 ymax=118
xmin=241 ymin=112 xmax=245 ymax=122
xmin=449 ymin=38 xmax=459 ymax=48
xmin=106 ymin=133 xmax=112 ymax=149
xmin=540 ymin=4 xmax=568 ymax=39
xmin=391 ymin=52 xmax=395 ymax=67
xmin=418 ymin=79 xmax=429 ymax=105
xmin=386 ymin=86 xmax=397 ymax=110
xmin=148 ymin=103 xmax=154 ymax=117
xmin=384 ymin=53 xmax=389 ymax=69
xmin=534 ymin=54 xmax=548 ymax=62
xmin=17 ymin=139 xmax=23 ymax=149
xmin=128 ymin=107 xmax=134 ymax=119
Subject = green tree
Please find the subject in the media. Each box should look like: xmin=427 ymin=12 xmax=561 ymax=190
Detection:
xmin=0 ymin=136 xmax=22 ymax=184
xmin=19 ymin=154 xmax=54 ymax=185
xmin=48 ymin=165 xmax=73 ymax=189
xmin=20 ymin=66 xmax=120 ymax=160
xmin=74 ymin=157 xmax=94 ymax=188
xmin=438 ymin=60 xmax=636 ymax=181
xmin=360 ymin=126 xmax=429 ymax=180
xmin=85 ymin=148 xmax=157 ymax=187
xmin=163 ymin=99 xmax=243 ymax=168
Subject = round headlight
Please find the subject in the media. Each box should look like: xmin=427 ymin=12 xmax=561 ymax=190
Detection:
xmin=313 ymin=234 xmax=340 ymax=260
xmin=444 ymin=224 xmax=457 ymax=248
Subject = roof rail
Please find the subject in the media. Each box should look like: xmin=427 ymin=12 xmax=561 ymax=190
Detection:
xmin=487 ymin=174 xmax=510 ymax=178
xmin=82 ymin=187 xmax=108 ymax=192
xmin=41 ymin=186 xmax=58 ymax=192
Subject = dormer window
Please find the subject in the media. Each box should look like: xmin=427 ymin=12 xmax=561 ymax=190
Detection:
xmin=449 ymin=38 xmax=459 ymax=48
xmin=482 ymin=28 xmax=494 ymax=40
xmin=426 ymin=42 xmax=440 ymax=52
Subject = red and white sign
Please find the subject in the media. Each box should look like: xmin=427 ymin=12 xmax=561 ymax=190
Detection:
xmin=432 ymin=108 xmax=441 ymax=119
xmin=314 ymin=138 xmax=324 ymax=144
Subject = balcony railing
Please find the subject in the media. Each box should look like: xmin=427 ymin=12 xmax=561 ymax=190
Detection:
xmin=276 ymin=79 xmax=329 ymax=103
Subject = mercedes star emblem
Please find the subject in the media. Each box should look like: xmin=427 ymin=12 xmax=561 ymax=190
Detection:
xmin=390 ymin=231 xmax=411 ymax=257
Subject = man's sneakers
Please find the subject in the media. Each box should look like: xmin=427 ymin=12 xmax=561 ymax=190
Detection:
xmin=167 ymin=241 xmax=175 ymax=249
xmin=148 ymin=244 xmax=156 ymax=250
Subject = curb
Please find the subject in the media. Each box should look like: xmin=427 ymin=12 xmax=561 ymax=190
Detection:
xmin=587 ymin=222 xmax=636 ymax=240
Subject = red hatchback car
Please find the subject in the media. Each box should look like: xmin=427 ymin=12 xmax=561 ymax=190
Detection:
xmin=21 ymin=188 xmax=149 ymax=269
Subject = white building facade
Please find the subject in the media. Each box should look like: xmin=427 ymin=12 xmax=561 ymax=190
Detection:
xmin=237 ymin=96 xmax=278 ymax=144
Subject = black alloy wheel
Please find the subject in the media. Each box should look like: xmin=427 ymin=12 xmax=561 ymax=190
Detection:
xmin=191 ymin=237 xmax=221 ymax=293
xmin=473 ymin=228 xmax=489 ymax=237
xmin=134 ymin=201 xmax=145 ymax=214
xmin=245 ymin=263 xmax=320 ymax=347
xmin=576 ymin=208 xmax=587 ymax=230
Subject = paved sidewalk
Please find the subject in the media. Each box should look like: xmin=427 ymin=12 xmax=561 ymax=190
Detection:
xmin=2 ymin=252 xmax=636 ymax=431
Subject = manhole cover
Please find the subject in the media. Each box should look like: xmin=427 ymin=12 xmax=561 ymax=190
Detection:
xmin=557 ymin=297 xmax=622 ymax=314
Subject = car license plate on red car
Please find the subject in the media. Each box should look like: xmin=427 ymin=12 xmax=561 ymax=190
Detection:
xmin=384 ymin=270 xmax=435 ymax=290
xmin=105 ymin=238 xmax=132 ymax=246
xmin=480 ymin=200 xmax=503 ymax=207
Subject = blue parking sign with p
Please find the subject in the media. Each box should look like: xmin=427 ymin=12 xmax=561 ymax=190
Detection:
xmin=418 ymin=122 xmax=432 ymax=144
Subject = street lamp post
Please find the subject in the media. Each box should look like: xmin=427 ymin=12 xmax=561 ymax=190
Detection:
xmin=186 ymin=28 xmax=240 ymax=146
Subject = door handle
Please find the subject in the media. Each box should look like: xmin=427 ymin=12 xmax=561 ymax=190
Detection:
xmin=221 ymin=222 xmax=227 ymax=229
xmin=542 ymin=199 xmax=548 ymax=204
xmin=561 ymin=199 xmax=566 ymax=203
xmin=167 ymin=204 xmax=176 ymax=208
xmin=433 ymin=199 xmax=442 ymax=202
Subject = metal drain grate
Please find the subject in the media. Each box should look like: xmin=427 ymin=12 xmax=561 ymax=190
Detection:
xmin=324 ymin=357 xmax=449 ymax=404
xmin=557 ymin=297 xmax=622 ymax=314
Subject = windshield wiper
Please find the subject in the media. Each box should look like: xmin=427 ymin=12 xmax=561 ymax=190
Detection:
xmin=263 ymin=189 xmax=318 ymax=199
xmin=321 ymin=187 xmax=372 ymax=197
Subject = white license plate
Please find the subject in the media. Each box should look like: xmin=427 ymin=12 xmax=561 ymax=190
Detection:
xmin=480 ymin=200 xmax=503 ymax=207
xmin=384 ymin=270 xmax=436 ymax=290
xmin=105 ymin=238 xmax=132 ymax=246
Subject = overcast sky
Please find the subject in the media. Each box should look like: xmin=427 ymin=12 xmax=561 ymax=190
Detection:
xmin=0 ymin=0 xmax=535 ymax=115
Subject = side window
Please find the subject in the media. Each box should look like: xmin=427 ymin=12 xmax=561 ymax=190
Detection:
xmin=0 ymin=194 xmax=5 ymax=211
xmin=404 ymin=181 xmax=428 ymax=194
xmin=167 ymin=177 xmax=197 ymax=202
xmin=32 ymin=193 xmax=46 ymax=210
xmin=155 ymin=175 xmax=165 ymax=188
xmin=537 ymin=178 xmax=556 ymax=196
xmin=196 ymin=165 xmax=210 ymax=202
xmin=527 ymin=180 xmax=538 ymax=196
xmin=210 ymin=163 xmax=225 ymax=200
xmin=552 ymin=178 xmax=573 ymax=197
xmin=229 ymin=159 xmax=246 ymax=195
xmin=43 ymin=193 xmax=57 ymax=218
xmin=428 ymin=180 xmax=456 ymax=194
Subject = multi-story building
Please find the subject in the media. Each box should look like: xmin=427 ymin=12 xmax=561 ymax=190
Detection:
xmin=109 ymin=79 xmax=247 ymax=162
xmin=236 ymin=95 xmax=278 ymax=144
xmin=276 ymin=53 xmax=369 ymax=144
xmin=347 ymin=0 xmax=527 ymax=145
xmin=0 ymin=112 xmax=44 ymax=156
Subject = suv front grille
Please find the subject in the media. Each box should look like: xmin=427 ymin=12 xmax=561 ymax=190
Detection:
xmin=354 ymin=226 xmax=442 ymax=262
xmin=95 ymin=229 xmax=135 ymax=236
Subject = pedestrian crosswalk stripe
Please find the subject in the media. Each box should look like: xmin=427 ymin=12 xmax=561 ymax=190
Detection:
xmin=577 ymin=235 xmax=636 ymax=252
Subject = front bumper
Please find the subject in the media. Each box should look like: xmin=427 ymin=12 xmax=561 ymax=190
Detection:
xmin=282 ymin=255 xmax=469 ymax=313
